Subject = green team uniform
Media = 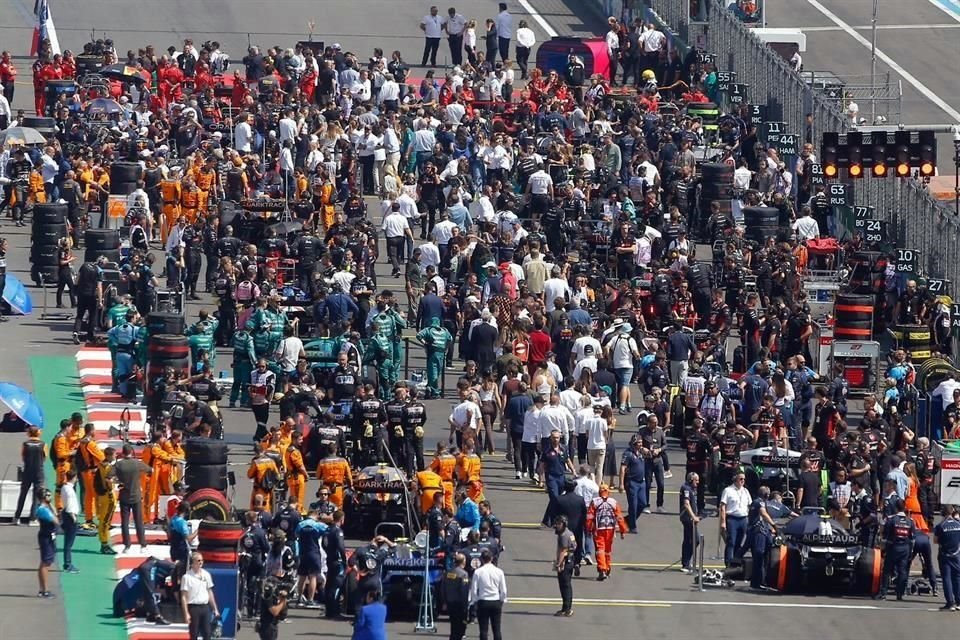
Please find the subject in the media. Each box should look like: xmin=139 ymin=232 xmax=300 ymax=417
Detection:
xmin=376 ymin=307 xmax=407 ymax=385
xmin=186 ymin=319 xmax=218 ymax=372
xmin=230 ymin=329 xmax=256 ymax=406
xmin=246 ymin=307 xmax=287 ymax=361
xmin=135 ymin=325 xmax=149 ymax=368
xmin=416 ymin=318 xmax=452 ymax=399
xmin=365 ymin=321 xmax=395 ymax=399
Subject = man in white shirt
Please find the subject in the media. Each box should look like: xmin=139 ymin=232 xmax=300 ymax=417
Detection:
xmin=542 ymin=267 xmax=571 ymax=312
xmin=718 ymin=473 xmax=752 ymax=566
xmin=379 ymin=73 xmax=401 ymax=111
xmin=515 ymin=20 xmax=536 ymax=79
xmin=572 ymin=330 xmax=603 ymax=365
xmin=540 ymin=394 xmax=576 ymax=446
xmin=521 ymin=397 xmax=545 ymax=480
xmin=383 ymin=202 xmax=413 ymax=277
xmin=419 ymin=239 xmax=441 ymax=269
xmin=421 ymin=6 xmax=444 ymax=67
xmin=469 ymin=548 xmax=507 ymax=635
xmin=792 ymin=206 xmax=820 ymax=242
xmin=278 ymin=108 xmax=298 ymax=145
xmin=641 ymin=23 xmax=666 ymax=73
xmin=234 ymin=113 xmax=254 ymax=153
xmin=60 ymin=470 xmax=81 ymax=573
xmin=606 ymin=324 xmax=641 ymax=413
xmin=572 ymin=345 xmax=600 ymax=381
xmin=431 ymin=211 xmax=458 ymax=248
xmin=181 ymin=553 xmax=219 ymax=639
xmin=449 ymin=389 xmax=481 ymax=444
xmin=524 ymin=162 xmax=554 ymax=221
xmin=39 ymin=146 xmax=59 ymax=199
xmin=495 ymin=2 xmax=513 ymax=62
xmin=443 ymin=7 xmax=467 ymax=66
xmin=734 ymin=159 xmax=753 ymax=191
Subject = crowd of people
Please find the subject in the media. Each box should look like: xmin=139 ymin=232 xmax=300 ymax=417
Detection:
xmin=4 ymin=0 xmax=960 ymax=634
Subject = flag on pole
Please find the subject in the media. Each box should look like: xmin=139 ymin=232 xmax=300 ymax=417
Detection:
xmin=30 ymin=0 xmax=61 ymax=57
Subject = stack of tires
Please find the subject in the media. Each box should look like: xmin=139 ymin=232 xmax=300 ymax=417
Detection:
xmin=197 ymin=520 xmax=242 ymax=565
xmin=146 ymin=334 xmax=190 ymax=405
xmin=110 ymin=162 xmax=142 ymax=198
xmin=698 ymin=163 xmax=735 ymax=240
xmin=146 ymin=311 xmax=186 ymax=336
xmin=892 ymin=324 xmax=934 ymax=363
xmin=84 ymin=228 xmax=121 ymax=263
xmin=833 ymin=292 xmax=875 ymax=340
xmin=742 ymin=206 xmax=781 ymax=246
xmin=184 ymin=438 xmax=229 ymax=495
xmin=30 ymin=202 xmax=68 ymax=285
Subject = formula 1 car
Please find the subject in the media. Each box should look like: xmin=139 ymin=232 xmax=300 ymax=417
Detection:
xmin=739 ymin=446 xmax=801 ymax=509
xmin=342 ymin=531 xmax=444 ymax=620
xmin=343 ymin=464 xmax=413 ymax=538
xmin=733 ymin=510 xmax=883 ymax=597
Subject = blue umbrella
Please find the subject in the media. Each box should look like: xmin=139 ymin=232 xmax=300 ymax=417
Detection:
xmin=0 ymin=382 xmax=44 ymax=427
xmin=2 ymin=274 xmax=33 ymax=315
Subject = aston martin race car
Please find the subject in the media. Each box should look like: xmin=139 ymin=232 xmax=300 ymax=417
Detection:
xmin=733 ymin=510 xmax=883 ymax=597
xmin=740 ymin=446 xmax=801 ymax=509
xmin=343 ymin=464 xmax=413 ymax=537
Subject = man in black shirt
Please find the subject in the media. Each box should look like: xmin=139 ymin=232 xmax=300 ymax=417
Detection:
xmin=795 ymin=457 xmax=822 ymax=509
xmin=73 ymin=256 xmax=104 ymax=344
xmin=7 ymin=148 xmax=31 ymax=226
xmin=323 ymin=510 xmax=347 ymax=618
xmin=417 ymin=162 xmax=442 ymax=239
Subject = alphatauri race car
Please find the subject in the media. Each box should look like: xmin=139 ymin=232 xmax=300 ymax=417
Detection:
xmin=740 ymin=446 xmax=801 ymax=509
xmin=733 ymin=510 xmax=883 ymax=596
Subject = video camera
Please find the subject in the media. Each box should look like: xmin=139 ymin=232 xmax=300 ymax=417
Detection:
xmin=261 ymin=575 xmax=294 ymax=605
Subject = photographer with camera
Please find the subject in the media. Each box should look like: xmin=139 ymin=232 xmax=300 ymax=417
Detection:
xmin=258 ymin=575 xmax=290 ymax=640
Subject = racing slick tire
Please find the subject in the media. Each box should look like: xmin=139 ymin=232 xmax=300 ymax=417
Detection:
xmin=853 ymin=547 xmax=884 ymax=597
xmin=184 ymin=438 xmax=229 ymax=466
xmin=186 ymin=488 xmax=231 ymax=522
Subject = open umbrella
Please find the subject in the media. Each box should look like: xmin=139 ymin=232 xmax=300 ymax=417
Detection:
xmin=0 ymin=382 xmax=44 ymax=427
xmin=0 ymin=126 xmax=47 ymax=147
xmin=99 ymin=63 xmax=150 ymax=85
xmin=85 ymin=97 xmax=123 ymax=117
xmin=2 ymin=274 xmax=33 ymax=315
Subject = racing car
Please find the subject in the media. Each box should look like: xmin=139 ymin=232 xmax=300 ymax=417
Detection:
xmin=343 ymin=464 xmax=414 ymax=538
xmin=740 ymin=446 xmax=801 ymax=509
xmin=733 ymin=509 xmax=883 ymax=597
xmin=341 ymin=528 xmax=443 ymax=620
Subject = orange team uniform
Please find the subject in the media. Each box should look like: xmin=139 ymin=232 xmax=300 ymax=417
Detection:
xmin=195 ymin=168 xmax=217 ymax=213
xmin=160 ymin=439 xmax=187 ymax=490
xmin=78 ymin=436 xmax=106 ymax=523
xmin=430 ymin=453 xmax=457 ymax=511
xmin=285 ymin=446 xmax=309 ymax=513
xmin=143 ymin=440 xmax=177 ymax=522
xmin=416 ymin=469 xmax=444 ymax=514
xmin=587 ymin=492 xmax=628 ymax=575
xmin=29 ymin=170 xmax=46 ymax=204
xmin=51 ymin=430 xmax=74 ymax=510
xmin=248 ymin=455 xmax=281 ymax=511
xmin=316 ymin=456 xmax=353 ymax=508
xmin=159 ymin=439 xmax=186 ymax=494
xmin=159 ymin=179 xmax=182 ymax=242
xmin=456 ymin=451 xmax=484 ymax=500
xmin=319 ymin=182 xmax=336 ymax=230
xmin=181 ymin=187 xmax=200 ymax=224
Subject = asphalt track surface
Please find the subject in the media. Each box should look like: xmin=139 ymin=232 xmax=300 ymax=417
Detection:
xmin=765 ymin=0 xmax=960 ymax=166
xmin=0 ymin=0 xmax=955 ymax=638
